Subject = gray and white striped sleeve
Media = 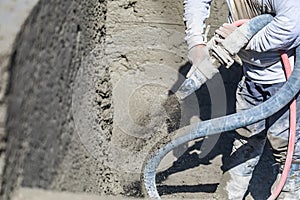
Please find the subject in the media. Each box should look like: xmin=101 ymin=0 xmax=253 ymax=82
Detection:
xmin=246 ymin=0 xmax=300 ymax=52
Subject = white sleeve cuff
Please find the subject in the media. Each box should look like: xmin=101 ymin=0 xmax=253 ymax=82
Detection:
xmin=185 ymin=35 xmax=206 ymax=50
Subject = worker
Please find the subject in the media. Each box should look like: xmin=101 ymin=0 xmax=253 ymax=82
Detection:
xmin=183 ymin=0 xmax=300 ymax=199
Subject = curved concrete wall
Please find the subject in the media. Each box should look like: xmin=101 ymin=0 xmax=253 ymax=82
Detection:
xmin=2 ymin=0 xmax=114 ymax=199
xmin=0 ymin=0 xmax=39 ymax=190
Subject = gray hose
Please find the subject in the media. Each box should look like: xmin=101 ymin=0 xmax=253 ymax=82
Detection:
xmin=176 ymin=14 xmax=274 ymax=100
xmin=141 ymin=15 xmax=300 ymax=199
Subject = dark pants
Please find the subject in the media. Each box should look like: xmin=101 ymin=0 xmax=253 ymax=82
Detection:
xmin=218 ymin=77 xmax=300 ymax=199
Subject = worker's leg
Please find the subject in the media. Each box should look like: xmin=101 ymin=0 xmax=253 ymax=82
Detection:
xmin=267 ymin=91 xmax=300 ymax=199
xmin=217 ymin=134 xmax=266 ymax=199
xmin=216 ymin=77 xmax=267 ymax=199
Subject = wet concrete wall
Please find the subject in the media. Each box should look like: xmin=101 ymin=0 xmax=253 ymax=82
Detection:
xmin=0 ymin=0 xmax=39 ymax=189
xmin=1 ymin=0 xmax=117 ymax=199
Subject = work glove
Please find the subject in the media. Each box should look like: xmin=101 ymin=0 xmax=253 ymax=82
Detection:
xmin=178 ymin=44 xmax=217 ymax=100
xmin=214 ymin=23 xmax=238 ymax=43
xmin=187 ymin=44 xmax=210 ymax=78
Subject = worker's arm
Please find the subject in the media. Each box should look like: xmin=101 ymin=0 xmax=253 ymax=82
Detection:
xmin=183 ymin=0 xmax=212 ymax=79
xmin=246 ymin=0 xmax=300 ymax=52
xmin=184 ymin=0 xmax=212 ymax=50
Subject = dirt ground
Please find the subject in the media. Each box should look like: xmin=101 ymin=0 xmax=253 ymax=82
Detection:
xmin=1 ymin=0 xmax=279 ymax=200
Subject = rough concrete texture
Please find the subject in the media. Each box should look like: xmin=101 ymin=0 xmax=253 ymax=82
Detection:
xmin=1 ymin=0 xmax=277 ymax=199
xmin=10 ymin=187 xmax=202 ymax=200
xmin=0 ymin=0 xmax=39 ymax=189
xmin=106 ymin=1 xmax=241 ymax=198
xmin=0 ymin=0 xmax=39 ymax=102
xmin=11 ymin=187 xmax=144 ymax=200
xmin=1 ymin=0 xmax=121 ymax=199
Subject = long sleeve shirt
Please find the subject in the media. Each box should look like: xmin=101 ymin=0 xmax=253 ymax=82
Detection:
xmin=184 ymin=0 xmax=300 ymax=84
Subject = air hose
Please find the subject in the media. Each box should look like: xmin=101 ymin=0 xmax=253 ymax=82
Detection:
xmin=268 ymin=51 xmax=297 ymax=200
xmin=142 ymin=14 xmax=300 ymax=199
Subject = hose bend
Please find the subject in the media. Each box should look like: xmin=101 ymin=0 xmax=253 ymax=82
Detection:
xmin=142 ymin=16 xmax=300 ymax=199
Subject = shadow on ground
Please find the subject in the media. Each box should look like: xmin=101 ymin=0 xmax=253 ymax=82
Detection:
xmin=155 ymin=62 xmax=278 ymax=199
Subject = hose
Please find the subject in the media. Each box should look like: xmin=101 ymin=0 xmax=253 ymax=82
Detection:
xmin=142 ymin=15 xmax=300 ymax=199
xmin=267 ymin=52 xmax=297 ymax=200
xmin=175 ymin=14 xmax=274 ymax=100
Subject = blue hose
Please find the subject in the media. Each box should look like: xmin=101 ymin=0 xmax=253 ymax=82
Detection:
xmin=176 ymin=14 xmax=274 ymax=100
xmin=141 ymin=14 xmax=300 ymax=199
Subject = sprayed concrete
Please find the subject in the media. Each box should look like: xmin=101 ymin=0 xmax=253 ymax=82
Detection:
xmin=1 ymin=0 xmax=120 ymax=199
xmin=0 ymin=0 xmax=39 ymax=189
xmin=11 ymin=187 xmax=143 ymax=200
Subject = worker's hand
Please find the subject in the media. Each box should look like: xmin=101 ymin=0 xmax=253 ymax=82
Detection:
xmin=187 ymin=44 xmax=209 ymax=77
xmin=215 ymin=23 xmax=237 ymax=43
